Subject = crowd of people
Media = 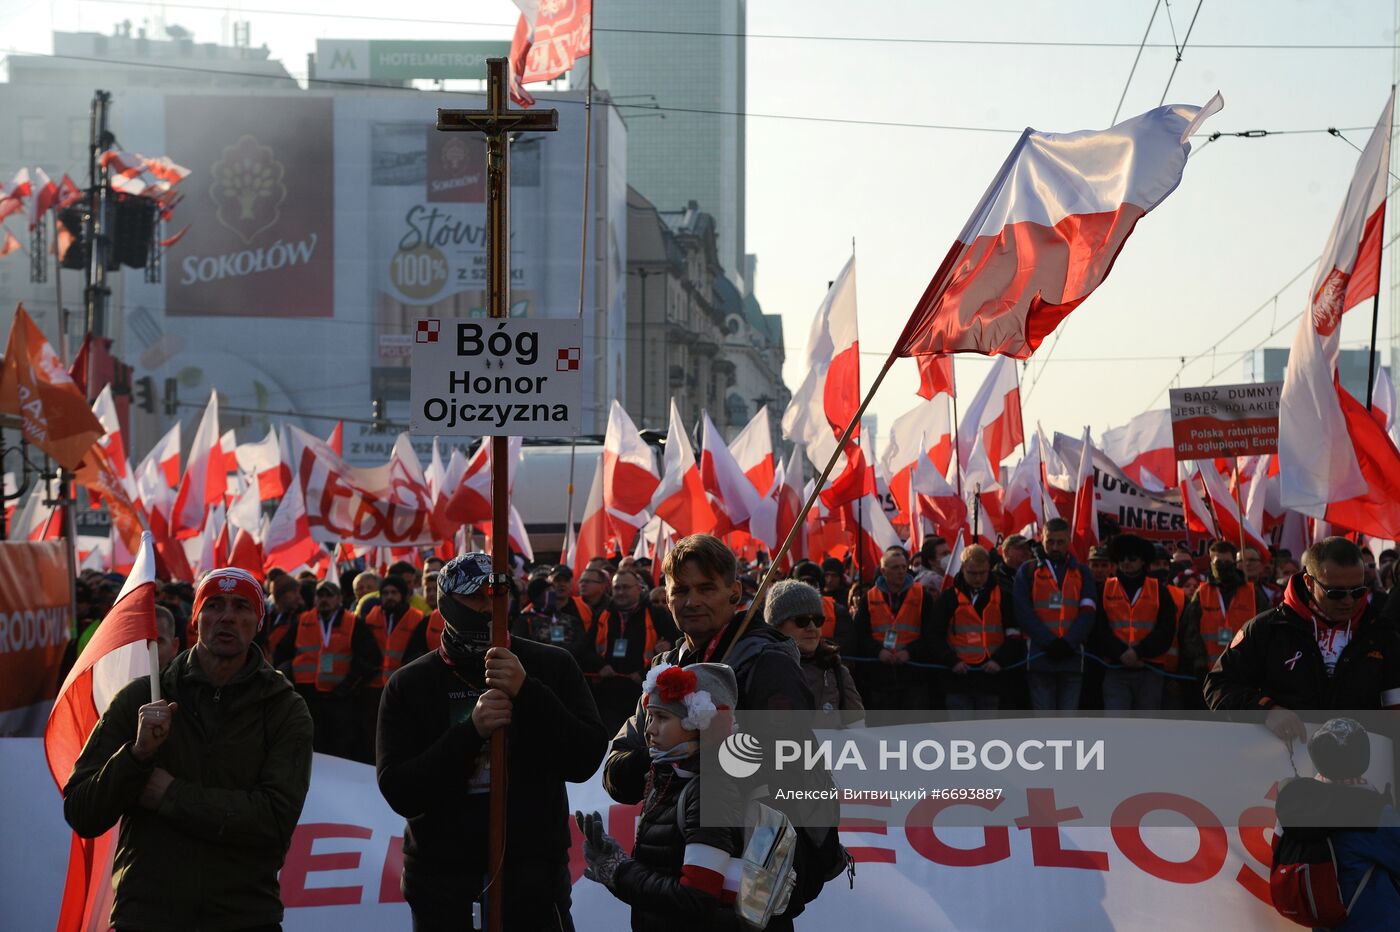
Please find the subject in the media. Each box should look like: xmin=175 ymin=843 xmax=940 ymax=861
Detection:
xmin=54 ymin=525 xmax=1400 ymax=930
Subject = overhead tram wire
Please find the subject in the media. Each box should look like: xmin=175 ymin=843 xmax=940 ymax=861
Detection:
xmin=66 ymin=1 xmax=1400 ymax=50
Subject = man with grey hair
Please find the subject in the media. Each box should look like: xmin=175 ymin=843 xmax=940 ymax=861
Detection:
xmin=1206 ymin=537 xmax=1400 ymax=742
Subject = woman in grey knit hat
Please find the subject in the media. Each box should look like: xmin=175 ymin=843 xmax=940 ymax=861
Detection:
xmin=765 ymin=579 xmax=864 ymax=725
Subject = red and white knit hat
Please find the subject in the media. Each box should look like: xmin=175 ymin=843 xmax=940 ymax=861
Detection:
xmin=192 ymin=567 xmax=267 ymax=629
xmin=641 ymin=662 xmax=737 ymax=731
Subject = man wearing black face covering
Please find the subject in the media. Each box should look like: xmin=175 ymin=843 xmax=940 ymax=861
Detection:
xmin=375 ymin=552 xmax=607 ymax=931
xmin=1178 ymin=540 xmax=1272 ymax=685
xmin=1090 ymin=534 xmax=1177 ymax=710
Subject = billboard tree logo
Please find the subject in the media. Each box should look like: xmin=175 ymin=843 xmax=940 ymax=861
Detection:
xmin=210 ymin=134 xmax=288 ymax=245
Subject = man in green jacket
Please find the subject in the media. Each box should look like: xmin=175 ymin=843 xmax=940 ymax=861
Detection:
xmin=63 ymin=566 xmax=314 ymax=932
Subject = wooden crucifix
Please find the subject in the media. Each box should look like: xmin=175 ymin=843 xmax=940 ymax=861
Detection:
xmin=436 ymin=58 xmax=557 ymax=932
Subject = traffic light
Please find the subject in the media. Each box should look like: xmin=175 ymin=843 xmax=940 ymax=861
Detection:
xmin=163 ymin=377 xmax=179 ymax=416
xmin=134 ymin=375 xmax=155 ymax=414
xmin=371 ymin=398 xmax=386 ymax=433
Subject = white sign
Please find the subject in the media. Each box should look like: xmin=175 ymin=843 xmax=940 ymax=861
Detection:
xmin=409 ymin=318 xmax=583 ymax=438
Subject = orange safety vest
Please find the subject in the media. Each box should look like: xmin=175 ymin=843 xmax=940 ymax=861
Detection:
xmin=1161 ymin=584 xmax=1186 ymax=671
xmin=292 ymin=608 xmax=354 ymax=693
xmin=820 ymin=596 xmax=838 ymax=639
xmin=949 ymin=587 xmax=1004 ymax=665
xmin=868 ymin=583 xmax=925 ymax=650
xmin=426 ymin=609 xmax=445 ymax=652
xmin=572 ymin=596 xmax=613 ymax=648
xmin=1102 ymin=577 xmax=1160 ymax=649
xmin=366 ymin=605 xmax=427 ymax=686
xmin=1198 ymin=581 xmax=1258 ymax=664
xmin=595 ymin=605 xmax=660 ymax=659
xmin=1032 ymin=563 xmax=1083 ymax=638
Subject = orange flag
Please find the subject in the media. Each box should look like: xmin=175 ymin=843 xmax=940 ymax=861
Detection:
xmin=0 ymin=305 xmax=105 ymax=470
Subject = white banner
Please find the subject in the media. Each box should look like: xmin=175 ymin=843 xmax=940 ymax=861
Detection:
xmin=1 ymin=720 xmax=1386 ymax=930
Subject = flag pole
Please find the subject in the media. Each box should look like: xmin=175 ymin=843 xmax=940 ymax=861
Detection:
xmin=1365 ymin=86 xmax=1393 ymax=411
xmin=725 ymin=352 xmax=898 ymax=658
xmin=1231 ymin=457 xmax=1247 ymax=555
xmin=949 ymin=360 xmax=963 ymax=499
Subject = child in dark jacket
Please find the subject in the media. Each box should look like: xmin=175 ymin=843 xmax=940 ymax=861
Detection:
xmin=1274 ymin=717 xmax=1400 ymax=932
xmin=576 ymin=662 xmax=744 ymax=932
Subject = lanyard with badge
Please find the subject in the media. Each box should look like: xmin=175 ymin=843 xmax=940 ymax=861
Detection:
xmin=319 ymin=611 xmax=336 ymax=675
xmin=1045 ymin=562 xmax=1064 ymax=613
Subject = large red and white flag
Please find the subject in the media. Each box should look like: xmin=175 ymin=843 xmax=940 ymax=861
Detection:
xmin=1001 ymin=433 xmax=1047 ymax=534
xmin=883 ymin=397 xmax=954 ymax=525
xmin=140 ymin=422 xmax=181 ymax=488
xmin=235 ymin=427 xmax=285 ymax=500
xmin=911 ymin=450 xmax=967 ymax=545
xmin=773 ymin=444 xmax=806 ymax=570
xmin=0 ymin=305 xmax=105 ymax=470
xmin=99 ymin=150 xmax=189 ymax=199
xmin=171 ymin=392 xmax=225 ymax=538
xmin=729 ymin=406 xmax=776 ymax=493
xmin=892 ymin=95 xmax=1222 ymax=361
xmin=0 ymin=168 xmax=31 ymax=223
xmin=1178 ymin=462 xmax=1217 ymax=541
xmin=603 ymin=399 xmax=660 ymax=518
xmin=1069 ymin=426 xmax=1098 ymax=559
xmin=1101 ymin=409 xmax=1175 ymax=492
xmin=957 ymin=356 xmax=1024 ymax=468
xmin=444 ymin=437 xmax=521 ymax=527
xmin=701 ymin=410 xmax=763 ymax=534
xmin=27 ymin=167 xmax=60 ymax=230
xmin=782 ymin=256 xmax=861 ymax=473
xmin=45 ymin=532 xmax=159 ymax=932
xmin=289 ymin=427 xmax=435 ymax=547
xmin=1280 ymin=90 xmax=1400 ymax=537
xmin=1195 ymin=460 xmax=1271 ymax=556
xmin=651 ymin=399 xmax=717 ymax=538
xmin=508 ymin=0 xmax=592 ymax=107
xmin=263 ymin=476 xmax=321 ymax=572
xmin=915 ymin=354 xmax=956 ymax=401
xmin=572 ymin=455 xmax=609 ymax=576
xmin=845 ymin=493 xmax=903 ymax=579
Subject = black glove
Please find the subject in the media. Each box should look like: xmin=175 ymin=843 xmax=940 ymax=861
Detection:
xmin=1044 ymin=638 xmax=1074 ymax=661
xmin=575 ymin=810 xmax=628 ymax=888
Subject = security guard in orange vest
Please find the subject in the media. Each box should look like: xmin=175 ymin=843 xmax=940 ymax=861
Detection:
xmin=930 ymin=544 xmax=1023 ymax=711
xmin=1013 ymin=518 xmax=1100 ymax=711
xmin=281 ymin=580 xmax=380 ymax=759
xmin=559 ymin=566 xmax=613 ymax=672
xmin=586 ymin=568 xmax=682 ymax=734
xmin=1178 ymin=540 xmax=1272 ymax=684
xmin=356 ymin=576 xmax=430 ymax=762
xmin=1091 ymin=534 xmax=1178 ymax=710
xmin=855 ymin=545 xmax=935 ymax=710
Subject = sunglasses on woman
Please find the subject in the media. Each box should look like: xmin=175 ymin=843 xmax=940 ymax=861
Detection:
xmin=787 ymin=614 xmax=825 ymax=629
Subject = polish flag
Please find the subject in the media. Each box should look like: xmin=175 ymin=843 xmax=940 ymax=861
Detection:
xmin=911 ymin=449 xmax=967 ymax=544
xmin=425 ymin=437 xmax=447 ymax=504
xmin=1102 ymin=409 xmax=1176 ymax=491
xmin=773 ymin=444 xmax=806 ymax=570
xmin=1195 ymin=460 xmax=1271 ymax=556
xmin=1280 ymin=90 xmax=1400 ymax=537
xmin=326 ymin=420 xmax=344 ymax=457
xmin=572 ymin=455 xmax=609 ymax=577
xmin=0 ymin=168 xmax=30 ymax=223
xmin=171 ymin=392 xmax=225 ymax=538
xmin=45 ymin=532 xmax=159 ymax=932
xmin=57 ymin=174 xmax=84 ymax=210
xmin=445 ymin=438 xmax=521 ymax=526
xmin=430 ymin=447 xmax=469 ymax=542
xmin=915 ymin=354 xmax=956 ymax=401
xmin=845 ymin=493 xmax=903 ymax=580
xmin=1178 ymin=462 xmax=1217 ymax=540
xmin=604 ymin=400 xmax=660 ymax=519
xmin=701 ymin=410 xmax=763 ymax=534
xmin=782 ymin=257 xmax=861 ymax=477
xmin=99 ymin=150 xmax=189 ymax=199
xmin=651 ymin=399 xmax=717 ymax=537
xmin=264 ymin=472 xmax=321 ymax=573
xmin=892 ymin=95 xmax=1222 ymax=361
xmin=227 ymin=527 xmax=265 ymax=578
xmin=225 ymin=473 xmax=262 ymax=538
xmin=27 ymin=167 xmax=60 ymax=230
xmin=0 ymin=228 xmax=20 ymax=257
xmin=507 ymin=0 xmax=592 ymax=107
xmin=1068 ymin=426 xmax=1098 ymax=559
xmin=957 ymin=356 xmax=1024 ymax=468
xmin=235 ymin=427 xmax=285 ymax=500
xmin=89 ymin=384 xmax=136 ymax=501
xmin=1002 ymin=433 xmax=1047 ymax=533
xmin=0 ymin=305 xmax=105 ymax=470
xmin=729 ymin=406 xmax=776 ymax=493
xmin=141 ymin=422 xmax=182 ymax=489
xmin=883 ymin=397 xmax=954 ymax=525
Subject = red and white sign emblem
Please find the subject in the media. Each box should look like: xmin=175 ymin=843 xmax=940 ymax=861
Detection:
xmin=416 ymin=320 xmax=441 ymax=344
xmin=557 ymin=347 xmax=581 ymax=371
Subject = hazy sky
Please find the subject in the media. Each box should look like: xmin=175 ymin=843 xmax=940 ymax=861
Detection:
xmin=2 ymin=0 xmax=1394 ymax=453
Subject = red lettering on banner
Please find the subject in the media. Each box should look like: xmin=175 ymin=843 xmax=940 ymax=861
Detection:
xmin=1235 ymin=784 xmax=1280 ymax=904
xmin=282 ymin=823 xmax=371 ymax=907
xmin=1110 ymin=793 xmax=1226 ymax=883
xmin=379 ymin=835 xmax=406 ymax=904
xmin=905 ymin=796 xmax=1009 ymax=867
xmin=1013 ymin=789 xmax=1108 ymax=871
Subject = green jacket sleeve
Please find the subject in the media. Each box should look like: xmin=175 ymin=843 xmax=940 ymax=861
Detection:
xmin=155 ymin=692 xmax=313 ymax=850
xmin=62 ymin=681 xmax=153 ymax=838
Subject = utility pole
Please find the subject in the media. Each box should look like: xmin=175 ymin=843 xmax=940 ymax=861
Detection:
xmin=84 ymin=90 xmax=113 ymax=400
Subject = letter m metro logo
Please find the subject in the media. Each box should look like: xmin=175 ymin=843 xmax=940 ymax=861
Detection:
xmin=330 ymin=47 xmax=356 ymax=72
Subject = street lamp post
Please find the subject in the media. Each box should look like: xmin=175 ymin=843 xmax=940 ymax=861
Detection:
xmin=638 ymin=267 xmax=650 ymax=425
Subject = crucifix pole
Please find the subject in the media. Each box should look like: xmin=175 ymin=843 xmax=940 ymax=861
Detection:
xmin=437 ymin=59 xmax=557 ymax=932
